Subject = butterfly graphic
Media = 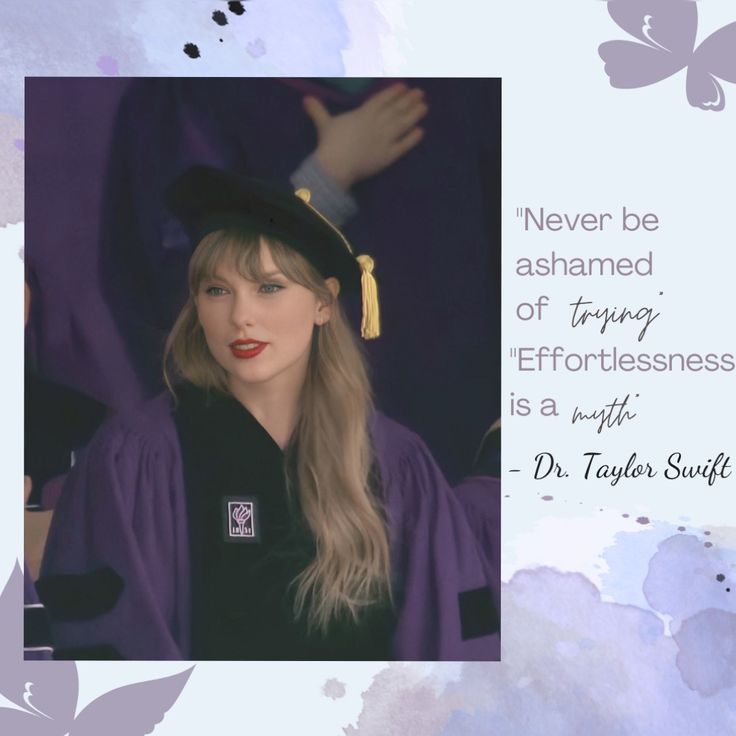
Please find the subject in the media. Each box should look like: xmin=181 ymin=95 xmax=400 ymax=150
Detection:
xmin=599 ymin=0 xmax=736 ymax=111
xmin=0 ymin=565 xmax=193 ymax=736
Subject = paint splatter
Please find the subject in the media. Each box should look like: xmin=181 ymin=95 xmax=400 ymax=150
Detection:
xmin=247 ymin=38 xmax=266 ymax=58
xmin=705 ymin=542 xmax=713 ymax=548
xmin=96 ymin=55 xmax=119 ymax=76
xmin=642 ymin=534 xmax=736 ymax=632
xmin=622 ymin=513 xmax=630 ymax=518
xmin=183 ymin=43 xmax=200 ymax=59
xmin=0 ymin=112 xmax=24 ymax=224
xmin=350 ymin=567 xmax=736 ymax=734
xmin=541 ymin=495 xmax=553 ymax=501
xmin=323 ymin=678 xmax=346 ymax=700
xmin=636 ymin=516 xmax=650 ymax=525
xmin=678 ymin=526 xmax=686 ymax=532
xmin=716 ymin=574 xmax=725 ymax=582
xmin=673 ymin=608 xmax=736 ymax=695
xmin=346 ymin=665 xmax=459 ymax=735
xmin=228 ymin=1 xmax=246 ymax=15
xmin=704 ymin=531 xmax=711 ymax=536
xmin=212 ymin=10 xmax=228 ymax=26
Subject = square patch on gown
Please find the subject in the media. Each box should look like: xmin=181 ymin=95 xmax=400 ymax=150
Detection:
xmin=222 ymin=496 xmax=261 ymax=543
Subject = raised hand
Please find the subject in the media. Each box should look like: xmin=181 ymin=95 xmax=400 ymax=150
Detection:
xmin=304 ymin=83 xmax=428 ymax=190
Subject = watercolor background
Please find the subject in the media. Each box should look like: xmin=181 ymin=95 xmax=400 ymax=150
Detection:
xmin=2 ymin=1 xmax=736 ymax=734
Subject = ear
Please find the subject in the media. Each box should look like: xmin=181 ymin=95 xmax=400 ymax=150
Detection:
xmin=316 ymin=277 xmax=340 ymax=325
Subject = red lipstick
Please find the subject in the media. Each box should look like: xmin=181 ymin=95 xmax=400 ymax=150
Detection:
xmin=229 ymin=339 xmax=268 ymax=359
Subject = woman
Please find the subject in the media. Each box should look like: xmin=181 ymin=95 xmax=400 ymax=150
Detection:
xmin=39 ymin=166 xmax=499 ymax=661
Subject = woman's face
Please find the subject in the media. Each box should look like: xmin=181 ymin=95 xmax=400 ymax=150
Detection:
xmin=196 ymin=242 xmax=332 ymax=398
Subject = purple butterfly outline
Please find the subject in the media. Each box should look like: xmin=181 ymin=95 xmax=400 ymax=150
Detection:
xmin=599 ymin=0 xmax=736 ymax=110
xmin=0 ymin=564 xmax=194 ymax=736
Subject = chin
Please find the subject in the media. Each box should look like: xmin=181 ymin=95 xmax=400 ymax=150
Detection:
xmin=228 ymin=363 xmax=276 ymax=386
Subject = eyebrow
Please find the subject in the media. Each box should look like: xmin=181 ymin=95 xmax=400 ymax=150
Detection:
xmin=210 ymin=269 xmax=286 ymax=281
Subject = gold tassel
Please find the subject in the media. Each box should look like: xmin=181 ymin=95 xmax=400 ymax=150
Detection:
xmin=296 ymin=187 xmax=380 ymax=339
xmin=357 ymin=255 xmax=380 ymax=339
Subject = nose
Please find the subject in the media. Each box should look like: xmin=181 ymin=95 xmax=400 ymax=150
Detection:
xmin=229 ymin=289 xmax=257 ymax=328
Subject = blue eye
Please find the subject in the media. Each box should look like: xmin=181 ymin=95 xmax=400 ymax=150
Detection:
xmin=204 ymin=286 xmax=228 ymax=296
xmin=259 ymin=283 xmax=284 ymax=294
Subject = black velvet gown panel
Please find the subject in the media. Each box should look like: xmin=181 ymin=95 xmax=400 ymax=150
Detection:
xmin=174 ymin=383 xmax=393 ymax=660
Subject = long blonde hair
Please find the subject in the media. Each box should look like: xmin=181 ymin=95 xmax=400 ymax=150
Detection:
xmin=164 ymin=229 xmax=392 ymax=633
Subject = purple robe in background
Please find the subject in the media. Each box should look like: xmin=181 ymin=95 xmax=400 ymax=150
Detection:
xmin=26 ymin=78 xmax=500 ymax=483
xmin=39 ymin=396 xmax=500 ymax=661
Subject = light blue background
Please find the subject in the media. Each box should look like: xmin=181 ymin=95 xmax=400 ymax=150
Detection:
xmin=2 ymin=1 xmax=735 ymax=733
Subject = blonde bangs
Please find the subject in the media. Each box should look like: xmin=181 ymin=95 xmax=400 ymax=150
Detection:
xmin=188 ymin=229 xmax=323 ymax=296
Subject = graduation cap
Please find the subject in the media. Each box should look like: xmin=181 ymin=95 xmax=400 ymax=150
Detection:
xmin=165 ymin=165 xmax=380 ymax=339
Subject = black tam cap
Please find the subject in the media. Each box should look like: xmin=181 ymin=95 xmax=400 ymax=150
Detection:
xmin=164 ymin=165 xmax=380 ymax=339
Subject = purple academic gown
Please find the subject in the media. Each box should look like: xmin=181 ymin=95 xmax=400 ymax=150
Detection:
xmin=40 ymin=395 xmax=500 ymax=661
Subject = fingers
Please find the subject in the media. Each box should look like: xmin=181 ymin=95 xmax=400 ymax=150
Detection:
xmin=370 ymin=85 xmax=427 ymax=139
xmin=302 ymin=95 xmax=332 ymax=133
xmin=388 ymin=87 xmax=426 ymax=117
xmin=363 ymin=82 xmax=410 ymax=112
xmin=308 ymin=82 xmax=428 ymax=186
xmin=391 ymin=95 xmax=429 ymax=138
xmin=378 ymin=88 xmax=427 ymax=153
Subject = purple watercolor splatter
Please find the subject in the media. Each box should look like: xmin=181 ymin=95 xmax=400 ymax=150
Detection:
xmin=636 ymin=516 xmax=650 ymax=525
xmin=247 ymin=38 xmax=266 ymax=58
xmin=350 ymin=566 xmax=736 ymax=734
xmin=96 ymin=55 xmax=119 ymax=76
xmin=323 ymin=678 xmax=346 ymax=700
xmin=346 ymin=665 xmax=460 ymax=736
xmin=674 ymin=608 xmax=736 ymax=695
xmin=643 ymin=534 xmax=736 ymax=630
